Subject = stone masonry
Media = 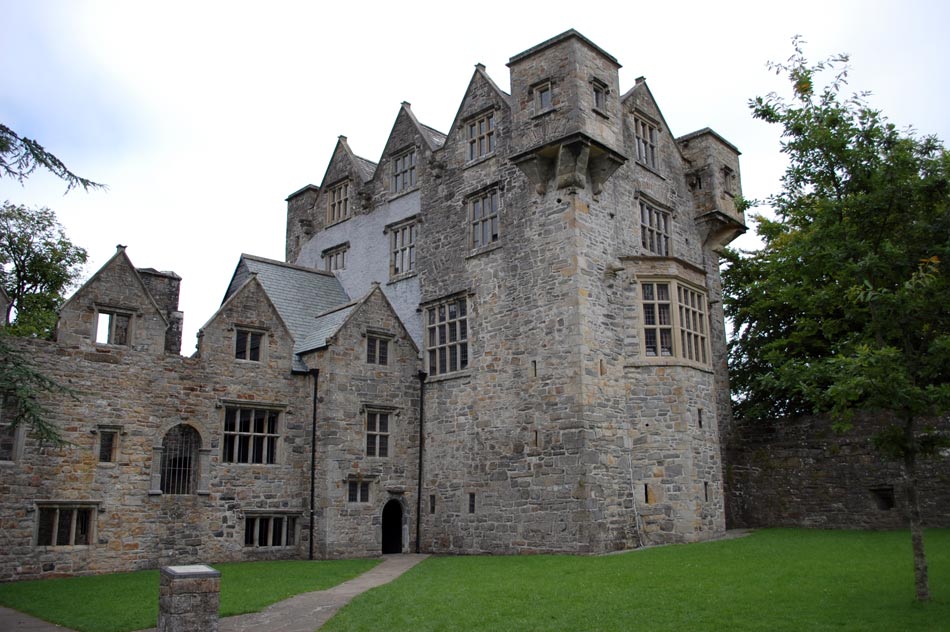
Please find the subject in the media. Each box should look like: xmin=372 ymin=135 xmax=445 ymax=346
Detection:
xmin=1 ymin=30 xmax=749 ymax=580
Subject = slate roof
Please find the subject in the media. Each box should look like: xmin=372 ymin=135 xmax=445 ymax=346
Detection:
xmin=293 ymin=302 xmax=358 ymax=355
xmin=353 ymin=155 xmax=378 ymax=182
xmin=223 ymin=254 xmax=351 ymax=371
xmin=419 ymin=123 xmax=447 ymax=150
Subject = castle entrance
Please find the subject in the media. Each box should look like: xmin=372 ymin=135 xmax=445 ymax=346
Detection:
xmin=381 ymin=499 xmax=403 ymax=554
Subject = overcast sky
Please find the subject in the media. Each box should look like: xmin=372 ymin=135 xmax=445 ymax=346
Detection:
xmin=2 ymin=0 xmax=948 ymax=352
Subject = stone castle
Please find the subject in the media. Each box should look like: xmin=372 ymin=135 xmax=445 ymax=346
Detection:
xmin=0 ymin=30 xmax=747 ymax=580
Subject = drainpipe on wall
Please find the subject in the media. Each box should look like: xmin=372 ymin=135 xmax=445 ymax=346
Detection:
xmin=309 ymin=368 xmax=320 ymax=561
xmin=415 ymin=370 xmax=427 ymax=554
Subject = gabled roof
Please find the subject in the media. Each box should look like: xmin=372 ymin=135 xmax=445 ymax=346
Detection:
xmin=397 ymin=102 xmax=447 ymax=151
xmin=223 ymin=254 xmax=350 ymax=343
xmin=353 ymin=155 xmax=378 ymax=182
xmin=443 ymin=64 xmax=512 ymax=149
xmin=293 ymin=301 xmax=359 ymax=355
xmin=58 ymin=246 xmax=168 ymax=326
xmin=621 ymin=78 xmax=686 ymax=161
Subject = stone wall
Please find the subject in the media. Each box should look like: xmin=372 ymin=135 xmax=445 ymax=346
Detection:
xmin=724 ymin=414 xmax=950 ymax=529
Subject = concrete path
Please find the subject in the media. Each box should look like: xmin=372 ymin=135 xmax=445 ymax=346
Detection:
xmin=0 ymin=554 xmax=428 ymax=632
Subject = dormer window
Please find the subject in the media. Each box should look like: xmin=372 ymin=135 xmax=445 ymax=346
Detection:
xmin=391 ymin=149 xmax=417 ymax=193
xmin=327 ymin=180 xmax=350 ymax=225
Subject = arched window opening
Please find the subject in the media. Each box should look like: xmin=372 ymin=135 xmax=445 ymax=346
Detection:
xmin=161 ymin=424 xmax=200 ymax=495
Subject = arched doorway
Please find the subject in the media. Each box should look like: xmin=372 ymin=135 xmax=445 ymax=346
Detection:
xmin=381 ymin=499 xmax=403 ymax=554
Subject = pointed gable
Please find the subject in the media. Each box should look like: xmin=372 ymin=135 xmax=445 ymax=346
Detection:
xmin=56 ymin=246 xmax=170 ymax=354
xmin=442 ymin=64 xmax=512 ymax=163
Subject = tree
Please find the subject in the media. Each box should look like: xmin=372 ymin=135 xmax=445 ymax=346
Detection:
xmin=1 ymin=202 xmax=88 ymax=338
xmin=724 ymin=39 xmax=950 ymax=602
xmin=1 ymin=123 xmax=105 ymax=192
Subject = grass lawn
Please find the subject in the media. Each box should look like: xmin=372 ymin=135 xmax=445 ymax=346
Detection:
xmin=0 ymin=558 xmax=379 ymax=632
xmin=324 ymin=529 xmax=950 ymax=632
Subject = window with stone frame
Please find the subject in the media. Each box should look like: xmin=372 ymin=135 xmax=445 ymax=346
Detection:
xmin=535 ymin=81 xmax=553 ymax=112
xmin=469 ymin=188 xmax=500 ymax=249
xmin=223 ymin=407 xmax=280 ymax=465
xmin=426 ymin=296 xmax=469 ymax=376
xmin=467 ymin=112 xmax=495 ymax=161
xmin=365 ymin=409 xmax=390 ymax=457
xmin=235 ymin=328 xmax=264 ymax=361
xmin=391 ymin=148 xmax=417 ymax=193
xmin=326 ymin=180 xmax=350 ymax=225
xmin=36 ymin=504 xmax=95 ymax=547
xmin=160 ymin=424 xmax=200 ymax=494
xmin=95 ymin=309 xmax=132 ymax=346
xmin=640 ymin=201 xmax=671 ymax=256
xmin=0 ymin=396 xmax=20 ymax=462
xmin=97 ymin=426 xmax=120 ymax=463
xmin=640 ymin=280 xmax=709 ymax=364
xmin=322 ymin=243 xmax=349 ymax=272
xmin=389 ymin=218 xmax=417 ymax=278
xmin=592 ymin=78 xmax=608 ymax=111
xmin=634 ymin=116 xmax=659 ymax=169
xmin=244 ymin=514 xmax=298 ymax=548
xmin=366 ymin=334 xmax=389 ymax=365
xmin=348 ymin=480 xmax=370 ymax=503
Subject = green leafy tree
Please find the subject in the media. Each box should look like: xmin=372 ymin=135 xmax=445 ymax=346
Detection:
xmin=1 ymin=123 xmax=104 ymax=192
xmin=1 ymin=202 xmax=88 ymax=338
xmin=724 ymin=39 xmax=950 ymax=602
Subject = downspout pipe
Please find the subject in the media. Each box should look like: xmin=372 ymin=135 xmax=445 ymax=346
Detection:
xmin=309 ymin=368 xmax=320 ymax=560
xmin=415 ymin=370 xmax=427 ymax=553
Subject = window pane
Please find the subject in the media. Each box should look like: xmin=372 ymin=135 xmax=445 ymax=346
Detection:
xmin=236 ymin=330 xmax=247 ymax=359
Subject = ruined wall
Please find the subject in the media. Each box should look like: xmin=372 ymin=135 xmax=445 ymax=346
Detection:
xmin=724 ymin=414 xmax=950 ymax=530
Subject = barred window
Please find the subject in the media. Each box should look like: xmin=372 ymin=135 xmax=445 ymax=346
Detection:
xmin=348 ymin=480 xmax=370 ymax=503
xmin=640 ymin=202 xmax=671 ymax=256
xmin=367 ymin=335 xmax=389 ymax=365
xmin=95 ymin=310 xmax=131 ymax=346
xmin=366 ymin=410 xmax=390 ymax=457
xmin=426 ymin=297 xmax=469 ymax=376
xmin=235 ymin=329 xmax=263 ymax=361
xmin=470 ymin=189 xmax=499 ymax=249
xmin=467 ymin=113 xmax=495 ymax=161
xmin=223 ymin=407 xmax=279 ymax=465
xmin=327 ymin=180 xmax=350 ymax=224
xmin=160 ymin=424 xmax=200 ymax=494
xmin=244 ymin=515 xmax=297 ymax=548
xmin=36 ymin=505 xmax=94 ymax=547
xmin=391 ymin=149 xmax=417 ymax=193
xmin=640 ymin=281 xmax=709 ymax=364
xmin=390 ymin=220 xmax=416 ymax=277
xmin=635 ymin=117 xmax=658 ymax=168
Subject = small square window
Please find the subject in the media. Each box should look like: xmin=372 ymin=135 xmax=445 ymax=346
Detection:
xmin=235 ymin=329 xmax=263 ymax=361
xmin=367 ymin=335 xmax=389 ymax=365
xmin=95 ymin=310 xmax=131 ymax=346
xmin=348 ymin=480 xmax=370 ymax=503
xmin=593 ymin=83 xmax=607 ymax=110
xmin=429 ymin=494 xmax=436 ymax=514
xmin=468 ymin=492 xmax=476 ymax=514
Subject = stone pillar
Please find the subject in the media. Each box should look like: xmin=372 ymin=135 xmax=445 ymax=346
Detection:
xmin=158 ymin=564 xmax=220 ymax=632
